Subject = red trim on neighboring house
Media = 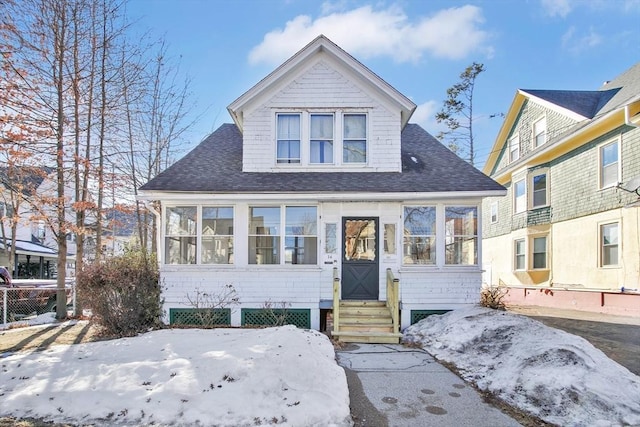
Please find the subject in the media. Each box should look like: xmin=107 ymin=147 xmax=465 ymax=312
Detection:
xmin=504 ymin=287 xmax=640 ymax=318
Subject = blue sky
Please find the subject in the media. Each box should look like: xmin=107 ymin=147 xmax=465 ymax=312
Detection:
xmin=126 ymin=0 xmax=639 ymax=169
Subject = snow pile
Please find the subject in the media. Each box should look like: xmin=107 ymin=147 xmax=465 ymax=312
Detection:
xmin=0 ymin=326 xmax=351 ymax=427
xmin=403 ymin=306 xmax=640 ymax=427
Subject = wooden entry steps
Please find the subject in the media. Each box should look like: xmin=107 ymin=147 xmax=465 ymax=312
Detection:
xmin=331 ymin=301 xmax=402 ymax=344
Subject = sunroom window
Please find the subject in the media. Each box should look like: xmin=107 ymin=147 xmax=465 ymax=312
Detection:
xmin=445 ymin=206 xmax=477 ymax=265
xmin=249 ymin=206 xmax=318 ymax=265
xmin=277 ymin=114 xmax=301 ymax=164
xmin=310 ymin=114 xmax=334 ymax=164
xmin=165 ymin=206 xmax=197 ymax=264
xmin=201 ymin=207 xmax=234 ymax=264
xmin=403 ymin=206 xmax=436 ymax=265
xmin=343 ymin=114 xmax=367 ymax=163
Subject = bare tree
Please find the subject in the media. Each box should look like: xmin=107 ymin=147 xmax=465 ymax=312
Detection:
xmin=435 ymin=62 xmax=485 ymax=167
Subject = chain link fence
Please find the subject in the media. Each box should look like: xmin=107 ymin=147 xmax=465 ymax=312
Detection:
xmin=1 ymin=281 xmax=76 ymax=325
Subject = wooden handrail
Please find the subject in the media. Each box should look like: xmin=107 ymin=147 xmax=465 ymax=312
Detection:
xmin=386 ymin=268 xmax=400 ymax=334
xmin=332 ymin=267 xmax=340 ymax=334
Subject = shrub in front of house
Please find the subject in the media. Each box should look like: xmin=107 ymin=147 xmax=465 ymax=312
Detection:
xmin=77 ymin=251 xmax=162 ymax=337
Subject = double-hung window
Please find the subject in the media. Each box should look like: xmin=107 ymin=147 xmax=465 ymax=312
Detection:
xmin=600 ymin=223 xmax=619 ymax=266
xmin=445 ymin=206 xmax=477 ymax=265
xmin=514 ymin=239 xmax=525 ymax=271
xmin=533 ymin=117 xmax=547 ymax=148
xmin=343 ymin=114 xmax=367 ymax=163
xmin=403 ymin=206 xmax=436 ymax=265
xmin=490 ymin=202 xmax=498 ymax=223
xmin=509 ymin=134 xmax=520 ymax=162
xmin=310 ymin=114 xmax=334 ymax=164
xmin=202 ymin=207 xmax=234 ymax=264
xmin=531 ymin=172 xmax=548 ymax=208
xmin=532 ymin=236 xmax=547 ymax=269
xmin=600 ymin=139 xmax=619 ymax=188
xmin=165 ymin=206 xmax=197 ymax=264
xmin=277 ymin=114 xmax=301 ymax=164
xmin=514 ymin=179 xmax=526 ymax=213
xmin=249 ymin=206 xmax=318 ymax=265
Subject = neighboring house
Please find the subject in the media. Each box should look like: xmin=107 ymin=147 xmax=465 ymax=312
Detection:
xmin=0 ymin=167 xmax=77 ymax=278
xmin=482 ymin=62 xmax=640 ymax=317
xmin=138 ymin=36 xmax=505 ymax=341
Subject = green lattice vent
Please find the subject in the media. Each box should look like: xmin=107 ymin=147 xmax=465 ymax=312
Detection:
xmin=169 ymin=308 xmax=231 ymax=326
xmin=411 ymin=310 xmax=451 ymax=325
xmin=241 ymin=309 xmax=310 ymax=329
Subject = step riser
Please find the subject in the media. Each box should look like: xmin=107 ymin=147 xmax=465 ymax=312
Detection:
xmin=340 ymin=308 xmax=390 ymax=315
xmin=340 ymin=318 xmax=393 ymax=325
xmin=339 ymin=326 xmax=394 ymax=333
xmin=334 ymin=335 xmax=400 ymax=344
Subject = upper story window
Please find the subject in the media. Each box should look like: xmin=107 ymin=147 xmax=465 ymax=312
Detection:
xmin=514 ymin=179 xmax=526 ymax=213
xmin=599 ymin=139 xmax=619 ymax=189
xmin=531 ymin=171 xmax=548 ymax=208
xmin=310 ymin=114 xmax=334 ymax=164
xmin=276 ymin=114 xmax=301 ymax=164
xmin=509 ymin=134 xmax=520 ymax=163
xmin=533 ymin=117 xmax=547 ymax=148
xmin=343 ymin=114 xmax=367 ymax=163
xmin=490 ymin=202 xmax=498 ymax=224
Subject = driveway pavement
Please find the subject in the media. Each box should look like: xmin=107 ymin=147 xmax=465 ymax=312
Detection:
xmin=335 ymin=344 xmax=523 ymax=427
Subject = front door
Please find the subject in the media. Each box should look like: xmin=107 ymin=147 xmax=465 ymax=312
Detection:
xmin=341 ymin=217 xmax=379 ymax=300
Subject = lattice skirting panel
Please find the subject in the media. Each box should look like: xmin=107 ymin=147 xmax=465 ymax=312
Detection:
xmin=169 ymin=308 xmax=231 ymax=326
xmin=410 ymin=310 xmax=451 ymax=325
xmin=241 ymin=308 xmax=311 ymax=329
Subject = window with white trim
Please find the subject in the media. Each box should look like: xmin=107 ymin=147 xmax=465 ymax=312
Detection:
xmin=343 ymin=114 xmax=367 ymax=163
xmin=531 ymin=172 xmax=548 ymax=208
xmin=444 ymin=206 xmax=478 ymax=265
xmin=249 ymin=206 xmax=317 ymax=265
xmin=599 ymin=139 xmax=619 ymax=188
xmin=514 ymin=239 xmax=525 ymax=271
xmin=310 ymin=114 xmax=334 ymax=164
xmin=490 ymin=202 xmax=498 ymax=223
xmin=533 ymin=117 xmax=547 ymax=148
xmin=276 ymin=114 xmax=301 ymax=164
xmin=202 ymin=207 xmax=234 ymax=264
xmin=514 ymin=179 xmax=526 ymax=213
xmin=165 ymin=206 xmax=197 ymax=264
xmin=532 ymin=236 xmax=547 ymax=269
xmin=600 ymin=222 xmax=618 ymax=266
xmin=509 ymin=134 xmax=520 ymax=162
xmin=403 ymin=206 xmax=436 ymax=265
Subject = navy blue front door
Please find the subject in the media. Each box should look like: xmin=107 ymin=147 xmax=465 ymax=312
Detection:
xmin=341 ymin=217 xmax=379 ymax=300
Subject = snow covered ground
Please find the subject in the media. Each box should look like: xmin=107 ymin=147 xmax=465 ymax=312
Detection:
xmin=404 ymin=306 xmax=640 ymax=427
xmin=0 ymin=325 xmax=351 ymax=427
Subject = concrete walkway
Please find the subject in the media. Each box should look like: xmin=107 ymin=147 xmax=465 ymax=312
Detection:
xmin=336 ymin=344 xmax=522 ymax=427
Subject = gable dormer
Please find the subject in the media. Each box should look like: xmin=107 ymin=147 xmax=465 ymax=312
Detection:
xmin=227 ymin=35 xmax=416 ymax=173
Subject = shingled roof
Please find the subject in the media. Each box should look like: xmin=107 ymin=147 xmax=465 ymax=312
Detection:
xmin=520 ymin=88 xmax=619 ymax=119
xmin=139 ymin=123 xmax=504 ymax=194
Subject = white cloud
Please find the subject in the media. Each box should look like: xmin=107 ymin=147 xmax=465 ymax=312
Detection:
xmin=541 ymin=0 xmax=573 ymax=17
xmin=561 ymin=25 xmax=603 ymax=54
xmin=409 ymin=100 xmax=440 ymax=130
xmin=248 ymin=5 xmax=492 ymax=66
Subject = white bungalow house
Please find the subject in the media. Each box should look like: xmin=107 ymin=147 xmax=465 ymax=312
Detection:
xmin=138 ymin=36 xmax=505 ymax=342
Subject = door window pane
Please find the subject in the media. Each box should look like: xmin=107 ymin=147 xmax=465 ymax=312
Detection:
xmin=345 ymin=219 xmax=376 ymax=261
xmin=403 ymin=206 xmax=436 ymax=265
